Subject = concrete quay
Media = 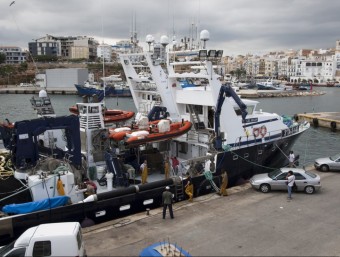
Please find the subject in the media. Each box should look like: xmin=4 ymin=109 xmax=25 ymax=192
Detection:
xmin=239 ymin=89 xmax=325 ymax=98
xmin=0 ymin=86 xmax=77 ymax=95
xmin=83 ymin=167 xmax=340 ymax=256
xmin=298 ymin=112 xmax=339 ymax=131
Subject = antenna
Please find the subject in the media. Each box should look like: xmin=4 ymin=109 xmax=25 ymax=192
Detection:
xmin=100 ymin=0 xmax=106 ymax=106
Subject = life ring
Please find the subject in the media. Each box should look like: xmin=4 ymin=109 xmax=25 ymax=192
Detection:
xmin=253 ymin=128 xmax=260 ymax=137
xmin=312 ymin=118 xmax=319 ymax=127
xmin=260 ymin=125 xmax=267 ymax=137
xmin=330 ymin=121 xmax=336 ymax=130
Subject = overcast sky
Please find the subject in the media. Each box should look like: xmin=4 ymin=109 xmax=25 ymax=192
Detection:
xmin=1 ymin=0 xmax=339 ymax=55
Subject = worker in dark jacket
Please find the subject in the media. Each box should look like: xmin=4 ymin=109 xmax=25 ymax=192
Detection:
xmin=162 ymin=186 xmax=174 ymax=219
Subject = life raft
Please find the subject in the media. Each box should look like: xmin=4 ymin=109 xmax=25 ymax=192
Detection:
xmin=109 ymin=120 xmax=192 ymax=147
xmin=69 ymin=106 xmax=135 ymax=123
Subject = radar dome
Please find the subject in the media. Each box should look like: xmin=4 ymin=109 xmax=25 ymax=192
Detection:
xmin=146 ymin=34 xmax=154 ymax=43
xmin=38 ymin=89 xmax=47 ymax=98
xmin=160 ymin=35 xmax=169 ymax=46
xmin=200 ymin=30 xmax=210 ymax=41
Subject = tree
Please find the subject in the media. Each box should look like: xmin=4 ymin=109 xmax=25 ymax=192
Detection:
xmin=233 ymin=68 xmax=246 ymax=79
xmin=0 ymin=53 xmax=6 ymax=64
xmin=18 ymin=62 xmax=28 ymax=72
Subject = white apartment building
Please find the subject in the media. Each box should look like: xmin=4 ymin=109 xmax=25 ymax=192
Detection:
xmin=335 ymin=40 xmax=340 ymax=82
xmin=29 ymin=35 xmax=98 ymax=60
xmin=0 ymin=46 xmax=26 ymax=64
xmin=97 ymin=44 xmax=112 ymax=62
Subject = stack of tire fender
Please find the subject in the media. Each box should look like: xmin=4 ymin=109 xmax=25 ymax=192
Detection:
xmin=0 ymin=152 xmax=14 ymax=177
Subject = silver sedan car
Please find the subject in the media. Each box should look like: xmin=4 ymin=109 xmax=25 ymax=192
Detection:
xmin=314 ymin=153 xmax=340 ymax=172
xmin=249 ymin=168 xmax=321 ymax=194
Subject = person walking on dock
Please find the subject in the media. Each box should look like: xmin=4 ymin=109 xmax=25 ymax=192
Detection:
xmin=140 ymin=160 xmax=148 ymax=184
xmin=162 ymin=186 xmax=174 ymax=219
xmin=286 ymin=170 xmax=295 ymax=200
xmin=220 ymin=171 xmax=228 ymax=196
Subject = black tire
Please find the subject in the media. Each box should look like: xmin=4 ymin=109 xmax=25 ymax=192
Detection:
xmin=312 ymin=118 xmax=319 ymax=127
xmin=330 ymin=121 xmax=336 ymax=131
xmin=320 ymin=165 xmax=329 ymax=172
xmin=304 ymin=185 xmax=315 ymax=194
xmin=259 ymin=183 xmax=271 ymax=193
xmin=293 ymin=114 xmax=299 ymax=122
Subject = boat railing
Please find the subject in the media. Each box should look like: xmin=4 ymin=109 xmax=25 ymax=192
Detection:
xmin=230 ymin=125 xmax=303 ymax=150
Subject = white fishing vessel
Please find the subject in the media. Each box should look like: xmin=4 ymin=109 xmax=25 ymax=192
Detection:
xmin=120 ymin=29 xmax=310 ymax=185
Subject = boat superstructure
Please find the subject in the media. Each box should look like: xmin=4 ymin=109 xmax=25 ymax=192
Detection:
xmin=120 ymin=30 xmax=310 ymax=184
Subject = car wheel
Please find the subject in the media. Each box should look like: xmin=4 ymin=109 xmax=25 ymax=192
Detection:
xmin=320 ymin=165 xmax=329 ymax=172
xmin=304 ymin=185 xmax=315 ymax=194
xmin=259 ymin=184 xmax=271 ymax=193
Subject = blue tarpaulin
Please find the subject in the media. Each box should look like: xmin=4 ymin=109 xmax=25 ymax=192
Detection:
xmin=2 ymin=196 xmax=70 ymax=214
xmin=139 ymin=242 xmax=192 ymax=257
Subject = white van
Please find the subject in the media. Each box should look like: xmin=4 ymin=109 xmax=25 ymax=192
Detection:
xmin=19 ymin=83 xmax=34 ymax=87
xmin=0 ymin=222 xmax=86 ymax=257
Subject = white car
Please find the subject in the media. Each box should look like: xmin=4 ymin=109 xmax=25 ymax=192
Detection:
xmin=314 ymin=153 xmax=340 ymax=172
xmin=250 ymin=168 xmax=321 ymax=194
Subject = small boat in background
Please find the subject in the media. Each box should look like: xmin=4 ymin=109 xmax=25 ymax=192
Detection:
xmin=74 ymin=83 xmax=132 ymax=100
xmin=257 ymin=79 xmax=292 ymax=91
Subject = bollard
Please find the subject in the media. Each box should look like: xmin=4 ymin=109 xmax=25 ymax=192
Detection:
xmin=146 ymin=208 xmax=150 ymax=215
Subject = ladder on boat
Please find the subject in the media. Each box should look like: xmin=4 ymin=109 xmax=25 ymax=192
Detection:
xmin=173 ymin=177 xmax=184 ymax=201
xmin=187 ymin=104 xmax=205 ymax=130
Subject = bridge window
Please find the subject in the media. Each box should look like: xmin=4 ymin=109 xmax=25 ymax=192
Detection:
xmin=90 ymin=106 xmax=99 ymax=113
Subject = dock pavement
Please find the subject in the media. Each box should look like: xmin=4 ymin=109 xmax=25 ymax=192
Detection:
xmin=83 ymin=166 xmax=340 ymax=256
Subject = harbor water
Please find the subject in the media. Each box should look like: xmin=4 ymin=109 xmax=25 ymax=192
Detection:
xmin=0 ymin=87 xmax=339 ymax=166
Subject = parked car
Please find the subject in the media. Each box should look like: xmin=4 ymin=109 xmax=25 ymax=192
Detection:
xmin=0 ymin=222 xmax=86 ymax=257
xmin=314 ymin=153 xmax=340 ymax=172
xmin=249 ymin=168 xmax=321 ymax=194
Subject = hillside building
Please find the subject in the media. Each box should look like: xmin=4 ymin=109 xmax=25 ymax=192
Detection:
xmin=0 ymin=46 xmax=26 ymax=64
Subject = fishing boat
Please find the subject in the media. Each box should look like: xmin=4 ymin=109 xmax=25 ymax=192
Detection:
xmin=69 ymin=105 xmax=135 ymax=124
xmin=75 ymin=73 xmax=132 ymax=98
xmin=74 ymin=82 xmax=132 ymax=99
xmin=0 ymin=30 xmax=309 ymax=245
xmin=0 ymin=89 xmax=196 ymax=245
xmin=120 ymin=29 xmax=310 ymax=187
xmin=257 ymin=79 xmax=292 ymax=91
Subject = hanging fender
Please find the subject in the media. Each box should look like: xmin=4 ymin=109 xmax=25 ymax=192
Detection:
xmin=260 ymin=125 xmax=267 ymax=137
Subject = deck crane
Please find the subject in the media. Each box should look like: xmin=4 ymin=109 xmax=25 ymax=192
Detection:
xmin=214 ymin=83 xmax=248 ymax=150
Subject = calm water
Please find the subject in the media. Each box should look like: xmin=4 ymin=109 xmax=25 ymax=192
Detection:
xmin=0 ymin=87 xmax=339 ymax=166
